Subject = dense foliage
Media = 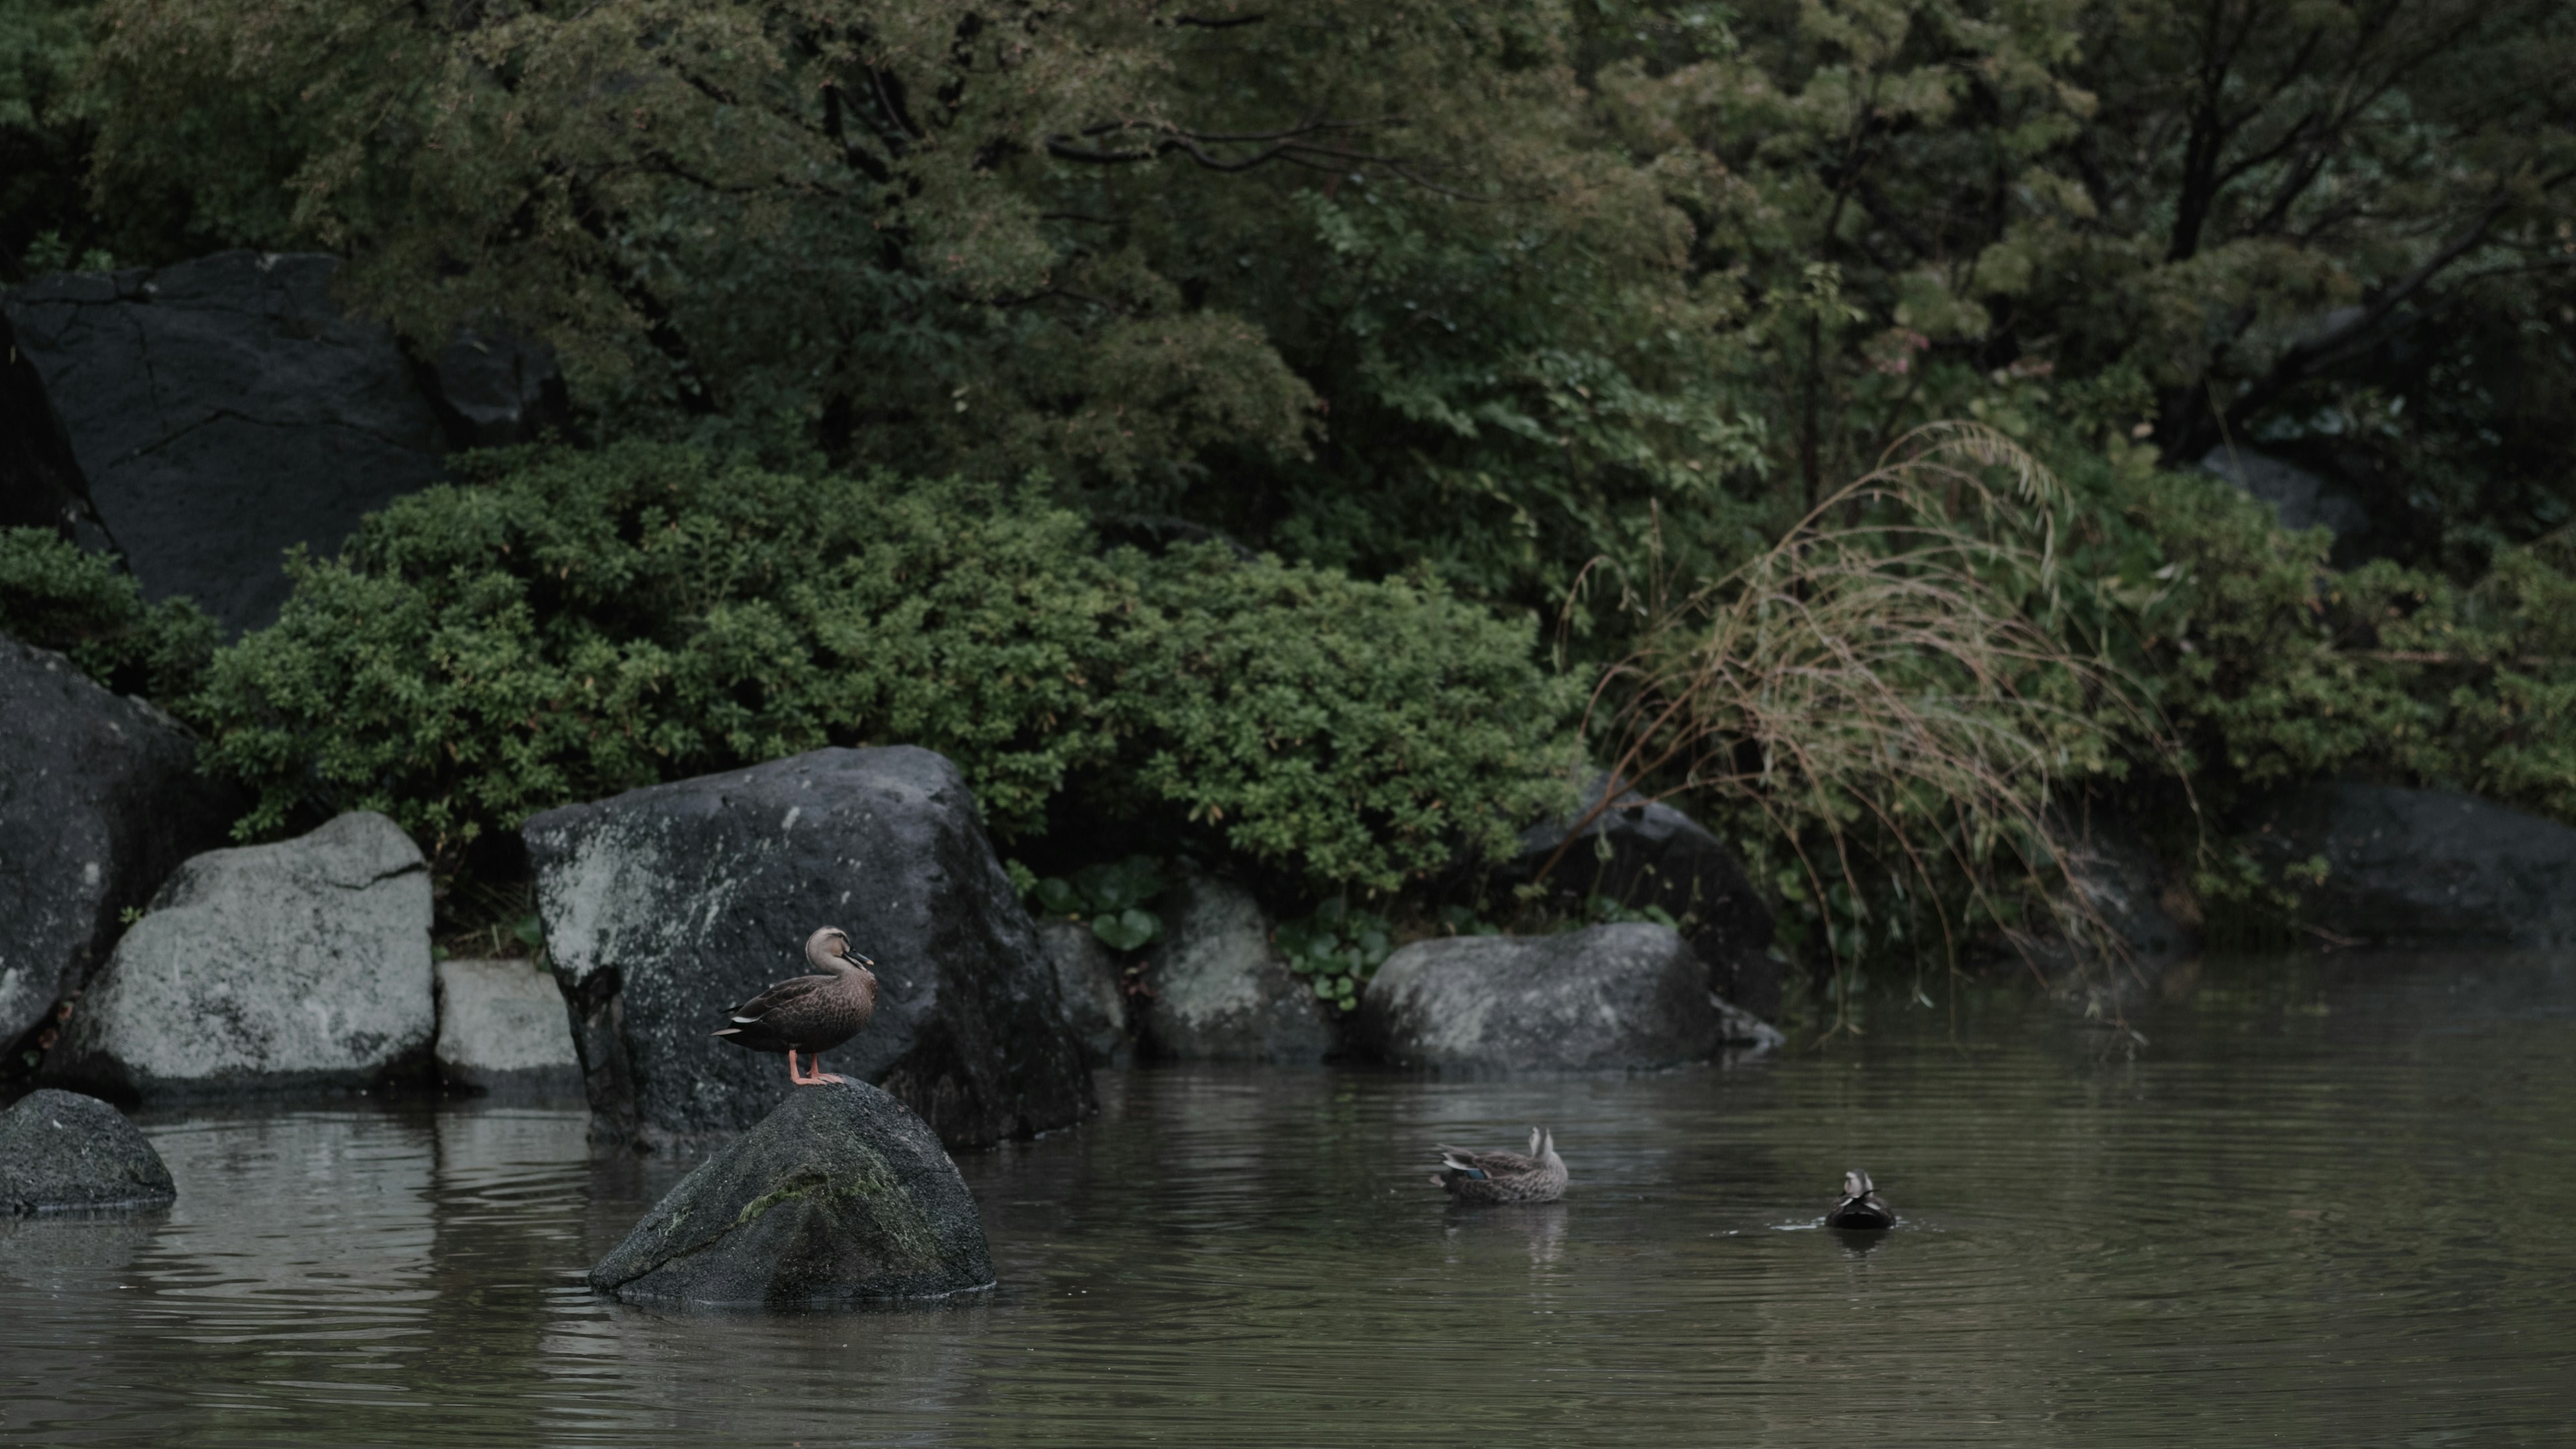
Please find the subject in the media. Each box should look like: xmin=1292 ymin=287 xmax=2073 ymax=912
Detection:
xmin=0 ymin=526 xmax=213 ymax=698
xmin=186 ymin=444 xmax=1580 ymax=893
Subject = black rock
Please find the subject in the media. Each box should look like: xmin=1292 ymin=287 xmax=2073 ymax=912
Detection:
xmin=587 ymin=1081 xmax=993 ymax=1306
xmin=0 ymin=634 xmax=238 ymax=1050
xmin=1499 ymin=776 xmax=1782 ymax=1018
xmin=1134 ymin=872 xmax=1334 ymax=1064
xmin=1354 ymin=923 xmax=1778 ymax=1072
xmin=425 ymin=329 xmax=572 ymax=449
xmin=525 ymin=746 xmax=1092 ymax=1151
xmin=3 ymin=252 xmax=450 ymax=633
xmin=2245 ymin=784 xmax=2576 ymax=947
xmin=0 ymin=1088 xmax=175 ymax=1214
xmin=0 ymin=309 xmax=108 ymax=545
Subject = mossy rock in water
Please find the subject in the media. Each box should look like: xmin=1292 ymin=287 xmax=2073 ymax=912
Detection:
xmin=587 ymin=1082 xmax=992 ymax=1305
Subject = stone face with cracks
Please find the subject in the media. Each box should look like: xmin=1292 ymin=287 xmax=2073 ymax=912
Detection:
xmin=0 ymin=635 xmax=237 ymax=1049
xmin=0 ymin=1089 xmax=176 ymax=1214
xmin=1354 ymin=924 xmax=1747 ymax=1073
xmin=587 ymin=1080 xmax=993 ymax=1306
xmin=38 ymin=811 xmax=435 ymax=1101
xmin=2245 ymin=784 xmax=2576 ymax=947
xmin=524 ymin=747 xmax=1091 ymax=1151
xmin=4 ymin=253 xmax=453 ymax=634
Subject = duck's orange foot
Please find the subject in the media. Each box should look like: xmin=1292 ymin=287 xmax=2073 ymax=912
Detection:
xmin=815 ymin=1073 xmax=850 ymax=1084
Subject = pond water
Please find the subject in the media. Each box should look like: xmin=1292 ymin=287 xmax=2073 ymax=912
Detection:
xmin=5 ymin=950 xmax=2573 ymax=1447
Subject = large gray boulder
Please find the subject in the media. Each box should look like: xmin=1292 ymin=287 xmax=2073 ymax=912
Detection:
xmin=2245 ymin=784 xmax=2576 ymax=947
xmin=524 ymin=747 xmax=1091 ymax=1151
xmin=1135 ymin=872 xmax=1334 ymax=1063
xmin=433 ymin=958 xmax=582 ymax=1095
xmin=588 ymin=1080 xmax=993 ymax=1306
xmin=1354 ymin=923 xmax=1764 ymax=1072
xmin=2200 ymin=446 xmax=2371 ymax=563
xmin=1497 ymin=775 xmax=1781 ymax=1018
xmin=39 ymin=811 xmax=435 ymax=1100
xmin=0 ymin=635 xmax=237 ymax=1050
xmin=3 ymin=252 xmax=448 ymax=633
xmin=0 ymin=1088 xmax=175 ymax=1214
xmin=1037 ymin=920 xmax=1132 ymax=1067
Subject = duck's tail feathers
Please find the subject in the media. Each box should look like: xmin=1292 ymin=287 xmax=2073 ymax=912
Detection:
xmin=712 ymin=1027 xmax=740 ymax=1038
xmin=1438 ymin=1154 xmax=1489 ymax=1179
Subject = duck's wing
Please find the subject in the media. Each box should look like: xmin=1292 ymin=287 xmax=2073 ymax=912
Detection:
xmin=1436 ymin=1146 xmax=1538 ymax=1179
xmin=721 ymin=973 xmax=832 ymax=1026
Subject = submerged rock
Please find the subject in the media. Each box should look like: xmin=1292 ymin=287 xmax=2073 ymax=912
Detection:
xmin=1038 ymin=920 xmax=1132 ymax=1067
xmin=1355 ymin=923 xmax=1768 ymax=1072
xmin=525 ymin=747 xmax=1091 ymax=1150
xmin=0 ymin=1088 xmax=175 ymax=1214
xmin=2245 ymin=784 xmax=2576 ymax=947
xmin=587 ymin=1081 xmax=992 ymax=1307
xmin=1136 ymin=873 xmax=1334 ymax=1063
xmin=0 ymin=635 xmax=237 ymax=1049
xmin=40 ymin=812 xmax=435 ymax=1101
xmin=1495 ymin=775 xmax=1781 ymax=1020
xmin=433 ymin=958 xmax=582 ymax=1096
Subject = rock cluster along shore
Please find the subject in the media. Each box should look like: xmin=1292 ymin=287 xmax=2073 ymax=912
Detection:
xmin=588 ymin=1081 xmax=994 ymax=1306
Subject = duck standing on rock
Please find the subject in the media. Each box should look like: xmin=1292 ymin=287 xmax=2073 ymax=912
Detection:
xmin=1431 ymin=1127 xmax=1568 ymax=1204
xmin=713 ymin=926 xmax=879 ymax=1086
xmin=1824 ymin=1169 xmax=1896 ymax=1229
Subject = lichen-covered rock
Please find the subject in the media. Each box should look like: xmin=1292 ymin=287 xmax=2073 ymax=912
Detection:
xmin=1135 ymin=873 xmax=1333 ymax=1063
xmin=0 ymin=1088 xmax=175 ymax=1214
xmin=588 ymin=1081 xmax=992 ymax=1306
xmin=38 ymin=812 xmax=434 ymax=1100
xmin=1496 ymin=774 xmax=1782 ymax=1019
xmin=2245 ymin=784 xmax=2576 ymax=947
xmin=3 ymin=253 xmax=451 ymax=634
xmin=1038 ymin=920 xmax=1132 ymax=1067
xmin=525 ymin=747 xmax=1091 ymax=1150
xmin=1354 ymin=924 xmax=1759 ymax=1072
xmin=0 ymin=635 xmax=237 ymax=1049
xmin=434 ymin=959 xmax=582 ymax=1095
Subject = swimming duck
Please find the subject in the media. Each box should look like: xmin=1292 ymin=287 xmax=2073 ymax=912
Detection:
xmin=1430 ymin=1127 xmax=1568 ymax=1205
xmin=712 ymin=926 xmax=879 ymax=1085
xmin=1824 ymin=1168 xmax=1895 ymax=1229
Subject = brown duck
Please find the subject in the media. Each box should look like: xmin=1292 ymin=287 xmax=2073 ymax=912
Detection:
xmin=712 ymin=926 xmax=879 ymax=1085
xmin=1430 ymin=1127 xmax=1568 ymax=1205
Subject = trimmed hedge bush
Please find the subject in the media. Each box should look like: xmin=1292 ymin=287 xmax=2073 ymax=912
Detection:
xmin=189 ymin=443 xmax=1581 ymax=892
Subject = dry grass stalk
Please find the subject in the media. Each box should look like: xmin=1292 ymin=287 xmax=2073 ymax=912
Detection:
xmin=1558 ymin=422 xmax=2175 ymax=1021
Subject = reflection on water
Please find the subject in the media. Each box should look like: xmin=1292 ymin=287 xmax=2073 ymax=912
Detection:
xmin=5 ymin=951 xmax=2574 ymax=1446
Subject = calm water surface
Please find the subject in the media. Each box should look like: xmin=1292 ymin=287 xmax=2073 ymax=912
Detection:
xmin=5 ymin=950 xmax=2573 ymax=1446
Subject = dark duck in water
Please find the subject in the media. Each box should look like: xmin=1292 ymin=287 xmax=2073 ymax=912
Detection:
xmin=1430 ymin=1127 xmax=1568 ymax=1204
xmin=712 ymin=926 xmax=879 ymax=1086
xmin=1824 ymin=1168 xmax=1896 ymax=1229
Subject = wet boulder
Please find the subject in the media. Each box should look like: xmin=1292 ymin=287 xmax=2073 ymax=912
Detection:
xmin=39 ymin=812 xmax=435 ymax=1101
xmin=1355 ymin=923 xmax=1766 ymax=1072
xmin=0 ymin=1088 xmax=176 ymax=1214
xmin=525 ymin=747 xmax=1091 ymax=1151
xmin=2245 ymin=784 xmax=2576 ymax=947
xmin=0 ymin=635 xmax=238 ymax=1051
xmin=1135 ymin=872 xmax=1334 ymax=1063
xmin=433 ymin=958 xmax=582 ymax=1096
xmin=3 ymin=252 xmax=450 ymax=634
xmin=1038 ymin=920 xmax=1132 ymax=1068
xmin=1495 ymin=775 xmax=1781 ymax=1020
xmin=588 ymin=1080 xmax=993 ymax=1306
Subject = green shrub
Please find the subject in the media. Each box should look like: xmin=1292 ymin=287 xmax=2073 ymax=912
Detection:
xmin=2136 ymin=472 xmax=2576 ymax=824
xmin=0 ymin=526 xmax=215 ymax=699
xmin=191 ymin=442 xmax=1581 ymax=892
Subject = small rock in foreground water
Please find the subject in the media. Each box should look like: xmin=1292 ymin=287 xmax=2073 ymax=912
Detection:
xmin=588 ymin=1081 xmax=993 ymax=1307
xmin=0 ymin=1089 xmax=176 ymax=1214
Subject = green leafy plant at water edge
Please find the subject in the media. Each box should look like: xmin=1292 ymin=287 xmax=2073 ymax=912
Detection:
xmin=187 ymin=442 xmax=1580 ymax=893
xmin=1030 ymin=855 xmax=1169 ymax=954
xmin=0 ymin=527 xmax=215 ymax=700
xmin=1275 ymin=899 xmax=1395 ymax=1012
